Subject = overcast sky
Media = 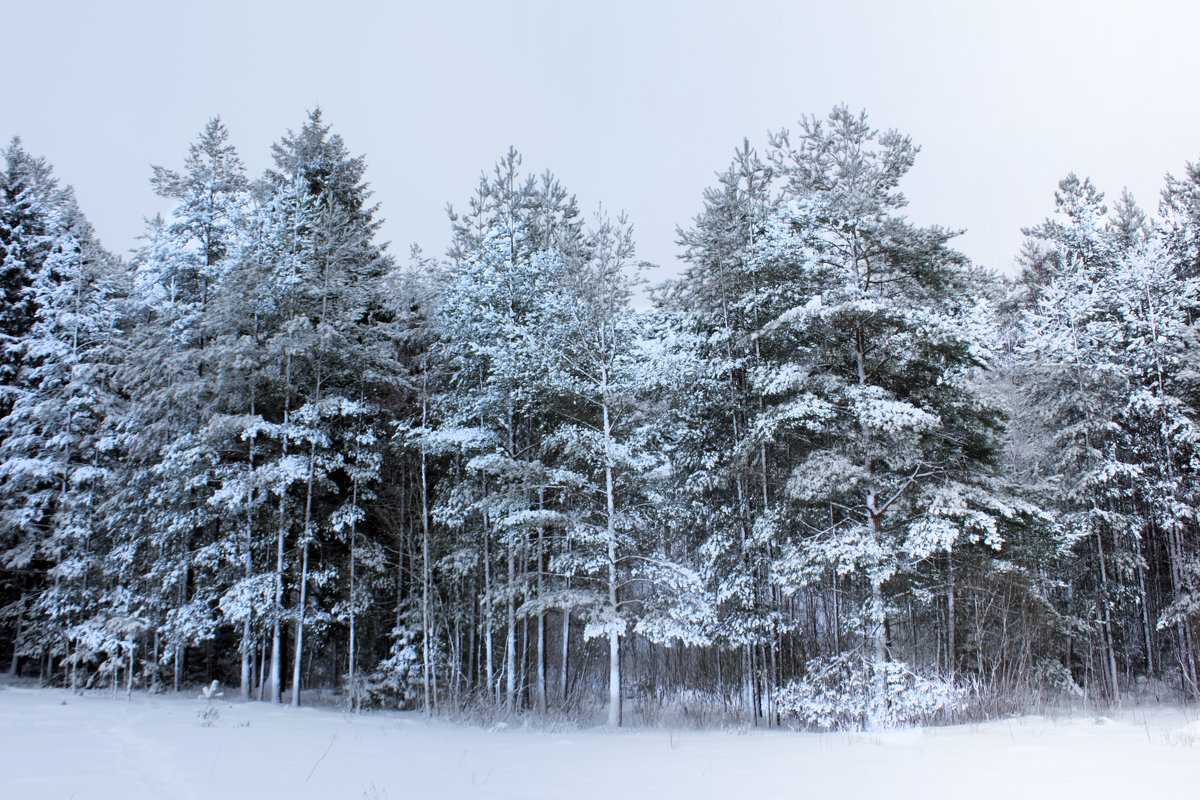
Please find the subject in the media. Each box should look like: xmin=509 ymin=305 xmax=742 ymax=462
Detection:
xmin=6 ymin=0 xmax=1200 ymax=288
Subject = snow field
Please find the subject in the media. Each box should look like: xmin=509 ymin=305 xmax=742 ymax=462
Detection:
xmin=2 ymin=686 xmax=1199 ymax=799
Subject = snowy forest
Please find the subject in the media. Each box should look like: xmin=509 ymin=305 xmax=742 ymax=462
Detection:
xmin=5 ymin=104 xmax=1200 ymax=730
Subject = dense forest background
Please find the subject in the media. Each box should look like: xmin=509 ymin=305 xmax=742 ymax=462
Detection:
xmin=4 ymin=105 xmax=1200 ymax=729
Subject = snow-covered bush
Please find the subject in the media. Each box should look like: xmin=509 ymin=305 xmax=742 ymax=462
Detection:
xmin=362 ymin=624 xmax=423 ymax=709
xmin=197 ymin=680 xmax=223 ymax=726
xmin=775 ymin=654 xmax=967 ymax=730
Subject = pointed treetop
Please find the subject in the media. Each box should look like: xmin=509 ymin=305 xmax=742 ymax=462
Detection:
xmin=267 ymin=107 xmax=372 ymax=215
xmin=151 ymin=117 xmax=247 ymax=202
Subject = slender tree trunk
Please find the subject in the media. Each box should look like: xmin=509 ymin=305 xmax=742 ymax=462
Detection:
xmin=348 ymin=474 xmax=358 ymax=711
xmin=505 ymin=537 xmax=517 ymax=715
xmin=870 ymin=577 xmax=888 ymax=722
xmin=268 ymin=594 xmax=282 ymax=703
xmin=947 ymin=553 xmax=957 ymax=680
xmin=291 ymin=430 xmax=320 ymax=706
xmin=832 ymin=573 xmax=841 ymax=654
xmin=290 ymin=318 xmax=326 ymax=709
xmin=466 ymin=598 xmax=477 ymax=697
xmin=240 ymin=316 xmax=260 ymax=702
xmin=257 ymin=639 xmax=267 ymax=701
xmin=483 ymin=502 xmax=495 ymax=703
xmin=126 ymin=643 xmax=134 ymax=701
xmin=291 ymin=540 xmax=309 ymax=707
xmin=71 ymin=635 xmax=79 ymax=693
xmin=520 ymin=607 xmax=529 ymax=710
xmin=558 ymin=527 xmax=573 ymax=708
xmin=241 ymin=615 xmax=253 ymax=700
xmin=240 ymin=400 xmax=256 ymax=701
xmin=174 ymin=569 xmax=185 ymax=693
xmin=1094 ymin=527 xmax=1121 ymax=703
xmin=1134 ymin=531 xmax=1155 ymax=676
xmin=602 ymin=393 xmax=621 ymax=727
xmin=7 ymin=598 xmax=22 ymax=677
xmin=420 ymin=393 xmax=434 ymax=716
xmin=504 ymin=408 xmax=517 ymax=715
xmin=560 ymin=607 xmax=570 ymax=709
xmin=536 ymin=522 xmax=547 ymax=714
xmin=269 ymin=353 xmax=292 ymax=705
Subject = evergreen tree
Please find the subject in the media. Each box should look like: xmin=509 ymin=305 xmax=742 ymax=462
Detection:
xmin=251 ymin=109 xmax=396 ymax=705
xmin=750 ymin=108 xmax=1040 ymax=717
xmin=0 ymin=142 xmax=126 ymax=683
xmin=1021 ymin=175 xmax=1200 ymax=696
xmin=532 ymin=214 xmax=710 ymax=725
xmin=111 ymin=118 xmax=250 ymax=692
xmin=433 ymin=149 xmax=587 ymax=714
xmin=1162 ymin=159 xmax=1200 ymax=279
xmin=0 ymin=139 xmax=52 ymax=397
xmin=659 ymin=141 xmax=781 ymax=716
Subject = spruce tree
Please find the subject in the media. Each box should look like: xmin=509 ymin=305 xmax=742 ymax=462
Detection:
xmin=0 ymin=142 xmax=125 ymax=683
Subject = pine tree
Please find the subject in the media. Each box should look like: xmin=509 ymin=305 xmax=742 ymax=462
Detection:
xmin=434 ymin=149 xmax=587 ymax=714
xmin=1021 ymin=175 xmax=1200 ymax=696
xmin=751 ymin=108 xmax=1039 ymax=718
xmin=659 ymin=140 xmax=780 ymax=717
xmin=530 ymin=214 xmax=710 ymax=725
xmin=111 ymin=118 xmax=250 ymax=692
xmin=1162 ymin=159 xmax=1200 ymax=279
xmin=253 ymin=109 xmax=396 ymax=706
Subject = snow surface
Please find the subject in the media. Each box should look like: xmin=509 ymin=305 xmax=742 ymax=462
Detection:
xmin=2 ymin=685 xmax=1199 ymax=799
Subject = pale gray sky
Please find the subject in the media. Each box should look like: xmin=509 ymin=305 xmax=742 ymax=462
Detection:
xmin=5 ymin=0 xmax=1200 ymax=285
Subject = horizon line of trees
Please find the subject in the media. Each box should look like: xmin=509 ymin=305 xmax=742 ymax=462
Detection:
xmin=3 ymin=105 xmax=1200 ymax=727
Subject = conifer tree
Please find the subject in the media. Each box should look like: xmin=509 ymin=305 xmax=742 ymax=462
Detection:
xmin=0 ymin=142 xmax=125 ymax=682
xmin=744 ymin=108 xmax=1039 ymax=718
xmin=112 ymin=118 xmax=250 ymax=691
xmin=252 ymin=109 xmax=395 ymax=705
xmin=435 ymin=149 xmax=585 ymax=714
xmin=660 ymin=141 xmax=780 ymax=716
xmin=1021 ymin=175 xmax=1200 ymax=696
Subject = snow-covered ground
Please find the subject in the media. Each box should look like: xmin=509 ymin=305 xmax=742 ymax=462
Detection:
xmin=2 ymin=685 xmax=1199 ymax=799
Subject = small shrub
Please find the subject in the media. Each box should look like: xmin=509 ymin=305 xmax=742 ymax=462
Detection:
xmin=775 ymin=653 xmax=967 ymax=731
xmin=361 ymin=625 xmax=422 ymax=709
xmin=198 ymin=680 xmax=224 ymax=727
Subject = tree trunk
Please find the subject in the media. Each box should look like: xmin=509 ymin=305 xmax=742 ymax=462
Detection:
xmin=483 ymin=504 xmax=495 ymax=703
xmin=870 ymin=578 xmax=888 ymax=722
xmin=269 ymin=353 xmax=292 ymax=704
xmin=947 ymin=553 xmax=957 ymax=680
xmin=1094 ymin=527 xmax=1121 ymax=703
xmin=257 ymin=639 xmax=267 ymax=701
xmin=291 ymin=351 xmax=323 ymax=709
xmin=536 ymin=525 xmax=547 ymax=715
xmin=268 ymin=620 xmax=282 ymax=703
xmin=126 ymin=643 xmax=134 ymax=701
xmin=240 ymin=619 xmax=252 ymax=702
xmin=290 ymin=540 xmax=309 ymax=707
xmin=348 ymin=475 xmax=359 ymax=711
xmin=603 ymin=394 xmax=621 ymax=727
xmin=7 ymin=598 xmax=22 ymax=677
xmin=505 ymin=537 xmax=517 ymax=715
xmin=420 ymin=394 xmax=434 ymax=716
xmin=241 ymin=339 xmax=258 ymax=702
xmin=560 ymin=606 xmax=570 ymax=708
